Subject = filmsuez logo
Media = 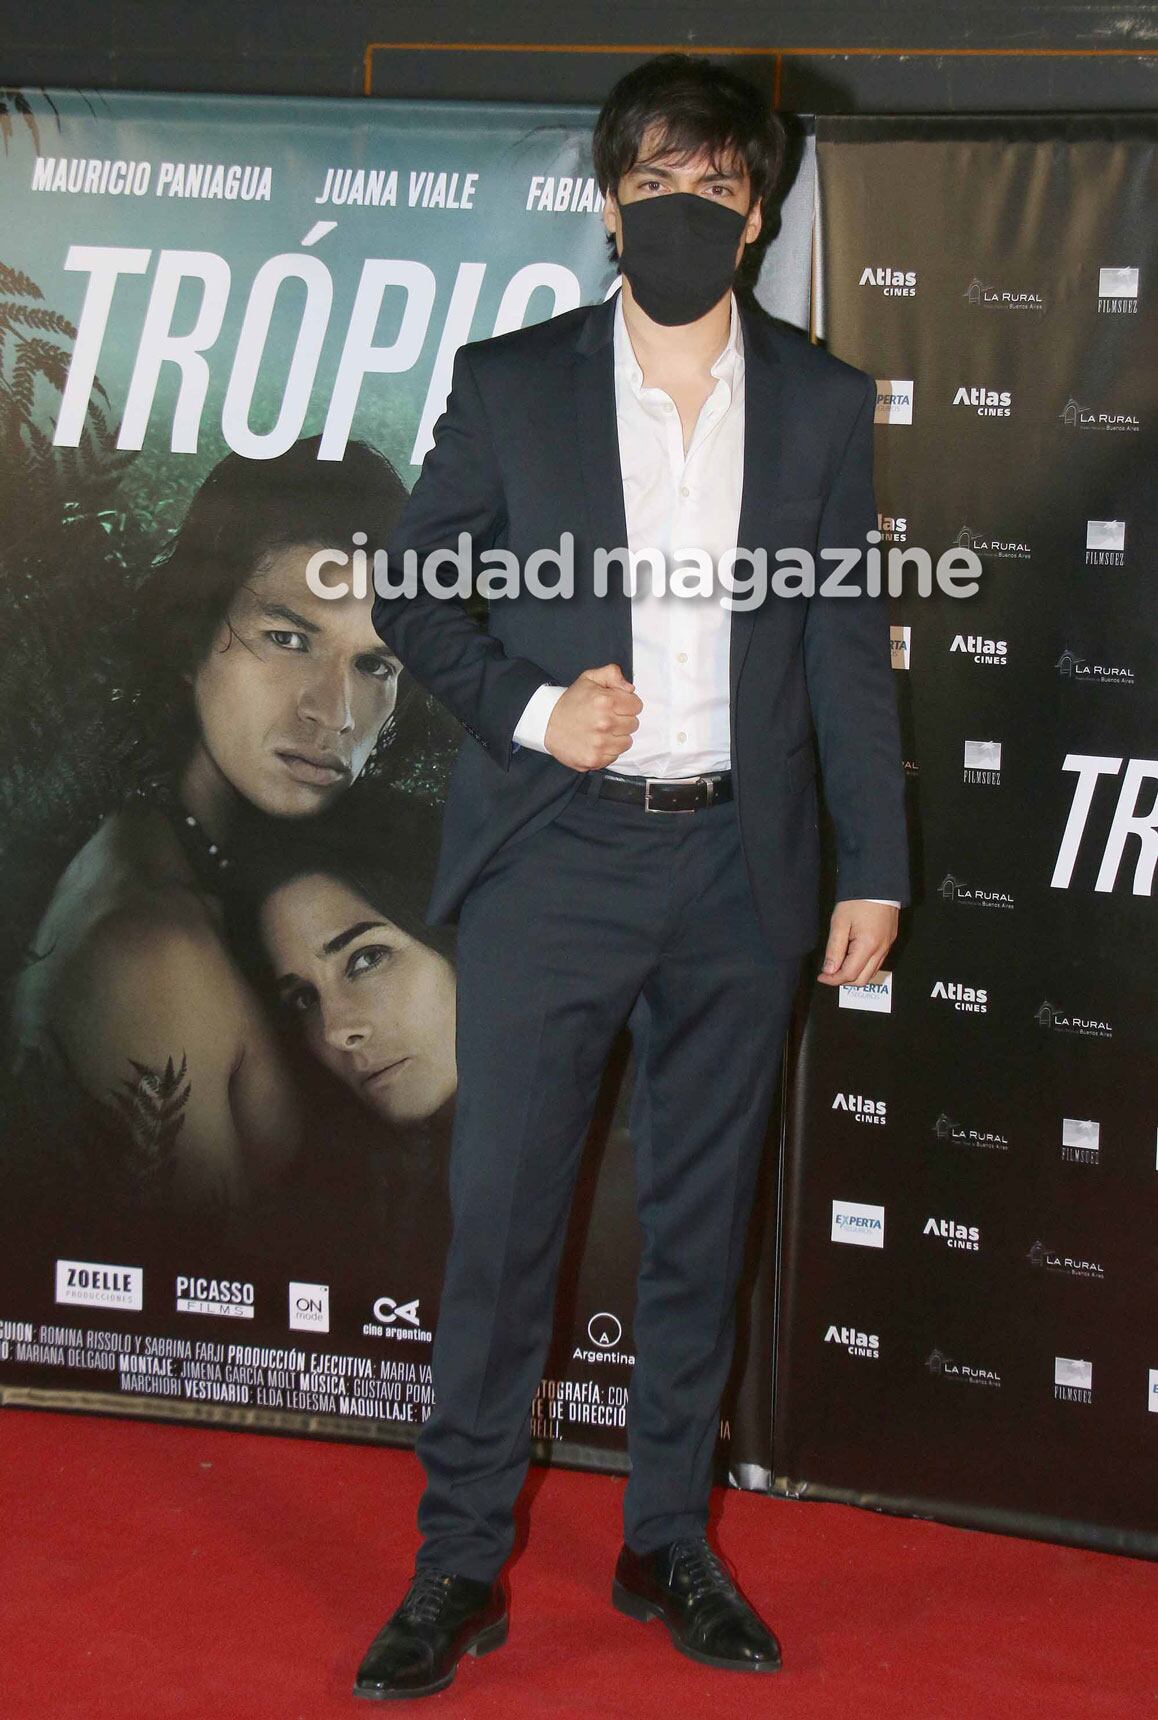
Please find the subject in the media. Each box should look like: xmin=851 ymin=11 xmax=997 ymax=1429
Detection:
xmin=937 ymin=873 xmax=1014 ymax=911
xmin=175 ymin=1275 xmax=255 ymax=1319
xmin=860 ymin=265 xmax=916 ymax=296
xmin=1051 ymin=755 xmax=1158 ymax=898
xmin=1054 ymin=647 xmax=1135 ymax=689
xmin=364 ymin=1296 xmax=433 ymax=1342
xmin=838 ymin=971 xmax=892 ymax=1013
xmin=874 ymin=380 xmax=914 ymax=425
xmin=824 ymin=1323 xmax=880 ymax=1359
xmin=1034 ymin=998 xmax=1113 ymax=1040
xmin=1027 ymin=1239 xmax=1105 ymax=1281
xmin=950 ymin=633 xmax=1007 ymax=667
xmin=573 ymin=1310 xmax=635 ymax=1367
xmin=289 ymin=1281 xmax=329 ymax=1333
xmin=1061 ymin=1118 xmax=1100 ymax=1165
xmin=952 ymin=384 xmax=1012 ymax=418
xmin=1086 ymin=518 xmax=1126 ymax=566
xmin=922 ymin=1215 xmax=981 ymax=1252
xmin=951 ymin=524 xmax=1030 ymax=562
xmin=963 ymin=740 xmax=1001 ymax=784
xmin=925 ymin=1346 xmax=1001 ymax=1388
xmin=832 ymin=1092 xmax=887 ymax=1126
xmin=1054 ymin=1356 xmax=1093 ymax=1403
xmin=55 ymin=1259 xmax=143 ymax=1311
xmin=930 ymin=979 xmax=988 ymax=1014
xmin=831 ymin=1200 xmax=885 ymax=1249
xmin=1058 ymin=395 xmax=1140 ymax=433
xmin=1097 ymin=265 xmax=1139 ymax=314
xmin=890 ymin=624 xmax=911 ymax=670
xmin=932 ymin=1111 xmax=1010 ymax=1153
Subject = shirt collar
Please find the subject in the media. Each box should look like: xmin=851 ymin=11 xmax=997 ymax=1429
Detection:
xmin=613 ymin=289 xmax=743 ymax=397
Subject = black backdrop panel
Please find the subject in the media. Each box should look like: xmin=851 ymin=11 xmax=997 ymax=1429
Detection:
xmin=774 ymin=114 xmax=1158 ymax=1558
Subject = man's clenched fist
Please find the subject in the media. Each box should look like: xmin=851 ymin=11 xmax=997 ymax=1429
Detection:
xmin=545 ymin=664 xmax=642 ymax=771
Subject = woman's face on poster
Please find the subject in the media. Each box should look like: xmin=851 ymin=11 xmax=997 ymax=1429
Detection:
xmin=261 ymin=874 xmax=457 ymax=1126
xmin=188 ymin=542 xmax=402 ymax=817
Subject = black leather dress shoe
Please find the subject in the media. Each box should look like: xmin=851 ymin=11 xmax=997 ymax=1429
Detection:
xmin=353 ymin=1569 xmax=508 ymax=1701
xmin=612 ymin=1536 xmax=782 ymax=1673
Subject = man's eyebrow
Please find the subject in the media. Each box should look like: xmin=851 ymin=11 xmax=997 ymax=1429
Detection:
xmin=258 ymin=600 xmax=320 ymax=634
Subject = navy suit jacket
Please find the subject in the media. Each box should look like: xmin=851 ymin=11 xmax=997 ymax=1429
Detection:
xmin=371 ymin=293 xmax=910 ymax=957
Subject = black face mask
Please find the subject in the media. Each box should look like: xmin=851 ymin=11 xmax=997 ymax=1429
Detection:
xmin=617 ymin=191 xmax=748 ymax=326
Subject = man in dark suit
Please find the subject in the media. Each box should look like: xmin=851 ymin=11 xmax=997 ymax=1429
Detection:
xmin=358 ymin=54 xmax=909 ymax=1700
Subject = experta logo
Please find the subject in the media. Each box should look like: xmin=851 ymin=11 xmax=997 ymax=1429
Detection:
xmin=874 ymin=380 xmax=914 ymax=425
xmin=289 ymin=1281 xmax=330 ymax=1333
xmin=831 ymin=1200 xmax=885 ymax=1248
xmin=890 ymin=624 xmax=911 ymax=669
xmin=839 ymin=972 xmax=892 ymax=1013
xmin=55 ymin=1259 xmax=143 ymax=1311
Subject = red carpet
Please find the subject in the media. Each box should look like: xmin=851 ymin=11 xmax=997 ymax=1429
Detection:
xmin=1 ymin=1406 xmax=1153 ymax=1719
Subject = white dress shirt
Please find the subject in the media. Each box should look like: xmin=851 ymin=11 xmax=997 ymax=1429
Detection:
xmin=510 ymin=291 xmax=899 ymax=909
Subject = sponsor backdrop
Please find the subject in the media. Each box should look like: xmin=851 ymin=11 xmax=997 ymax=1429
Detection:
xmin=0 ymin=90 xmax=814 ymax=1485
xmin=777 ymin=116 xmax=1157 ymax=1556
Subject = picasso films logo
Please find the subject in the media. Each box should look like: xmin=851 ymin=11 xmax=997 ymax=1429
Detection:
xmin=1085 ymin=519 xmax=1126 ymax=567
xmin=1097 ymin=265 xmax=1139 ymax=314
xmin=1054 ymin=647 xmax=1135 ymax=688
xmin=839 ymin=971 xmax=892 ymax=1013
xmin=932 ymin=1111 xmax=1009 ymax=1153
xmin=831 ymin=1199 xmax=885 ymax=1248
xmin=874 ymin=380 xmax=914 ymax=425
xmin=963 ymin=739 xmax=1001 ymax=784
xmin=1061 ymin=1118 xmax=1100 ymax=1165
xmin=175 ymin=1275 xmax=256 ymax=1319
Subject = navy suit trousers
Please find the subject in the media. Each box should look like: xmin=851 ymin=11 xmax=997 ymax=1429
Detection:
xmin=414 ymin=783 xmax=802 ymax=1580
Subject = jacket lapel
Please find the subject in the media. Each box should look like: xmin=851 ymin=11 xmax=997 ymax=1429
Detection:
xmin=573 ymin=297 xmax=633 ymax=681
xmin=731 ymin=298 xmax=788 ymax=702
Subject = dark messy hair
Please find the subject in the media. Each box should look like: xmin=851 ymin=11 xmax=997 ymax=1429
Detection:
xmin=236 ymin=787 xmax=458 ymax=985
xmin=131 ymin=434 xmax=409 ymax=770
xmin=592 ymin=53 xmax=786 ymax=214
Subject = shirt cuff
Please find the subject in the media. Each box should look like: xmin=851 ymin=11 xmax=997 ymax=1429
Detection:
xmin=863 ymin=899 xmax=901 ymax=908
xmin=512 ymin=684 xmax=567 ymax=754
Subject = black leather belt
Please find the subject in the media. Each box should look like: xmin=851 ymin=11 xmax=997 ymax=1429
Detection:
xmin=586 ymin=769 xmax=734 ymax=813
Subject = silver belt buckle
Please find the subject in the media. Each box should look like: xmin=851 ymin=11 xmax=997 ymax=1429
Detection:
xmin=644 ymin=774 xmax=702 ymax=813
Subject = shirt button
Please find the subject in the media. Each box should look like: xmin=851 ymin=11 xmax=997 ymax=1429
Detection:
xmin=676 ymin=731 xmax=687 ymax=744
xmin=676 ymin=652 xmax=688 ymax=664
xmin=679 ymin=485 xmax=690 ymax=497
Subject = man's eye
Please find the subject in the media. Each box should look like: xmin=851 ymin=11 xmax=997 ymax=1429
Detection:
xmin=285 ymin=987 xmax=316 ymax=1016
xmin=268 ymin=629 xmax=308 ymax=652
xmin=361 ymin=656 xmax=398 ymax=681
xmin=349 ymin=945 xmax=394 ymax=977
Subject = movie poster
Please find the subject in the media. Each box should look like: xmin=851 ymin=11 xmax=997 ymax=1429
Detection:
xmin=0 ymin=87 xmax=815 ymax=1477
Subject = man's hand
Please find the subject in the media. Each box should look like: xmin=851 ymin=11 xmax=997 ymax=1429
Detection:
xmin=544 ymin=664 xmax=642 ymax=771
xmin=816 ymin=900 xmax=898 ymax=987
